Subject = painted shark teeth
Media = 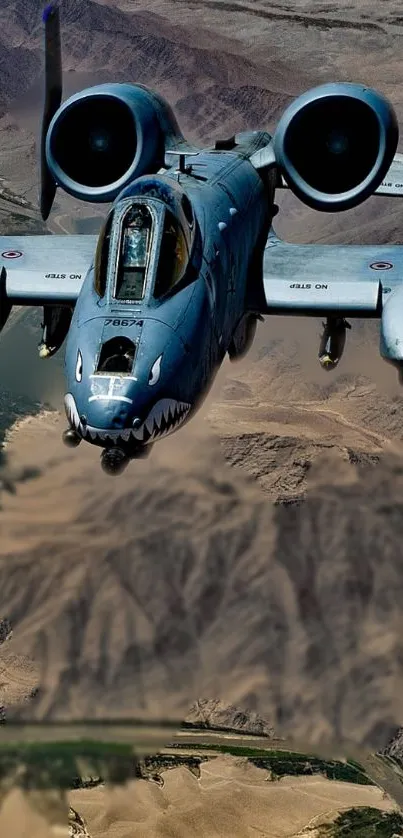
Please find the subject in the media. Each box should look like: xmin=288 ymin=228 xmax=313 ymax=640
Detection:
xmin=64 ymin=395 xmax=192 ymax=447
xmin=131 ymin=398 xmax=191 ymax=442
xmin=144 ymin=399 xmax=191 ymax=441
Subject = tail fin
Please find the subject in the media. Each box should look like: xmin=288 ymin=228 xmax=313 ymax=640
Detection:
xmin=40 ymin=5 xmax=62 ymax=220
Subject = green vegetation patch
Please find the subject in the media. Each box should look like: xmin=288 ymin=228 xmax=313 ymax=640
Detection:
xmin=249 ymin=756 xmax=372 ymax=785
xmin=0 ymin=740 xmax=375 ymax=791
xmin=0 ymin=740 xmax=137 ymax=790
xmin=167 ymin=743 xmax=373 ymax=784
xmin=168 ymin=743 xmax=303 ymax=757
xmin=319 ymin=806 xmax=403 ymax=837
xmin=138 ymin=754 xmax=205 ymax=782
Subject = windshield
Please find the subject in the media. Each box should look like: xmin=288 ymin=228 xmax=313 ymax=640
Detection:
xmin=114 ymin=205 xmax=153 ymax=302
xmin=154 ymin=209 xmax=189 ymax=298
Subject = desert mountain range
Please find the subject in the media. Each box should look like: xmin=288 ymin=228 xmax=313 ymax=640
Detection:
xmin=2 ymin=0 xmax=403 ymax=749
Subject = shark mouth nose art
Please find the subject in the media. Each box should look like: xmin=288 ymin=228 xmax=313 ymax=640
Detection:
xmin=64 ymin=394 xmax=191 ymax=445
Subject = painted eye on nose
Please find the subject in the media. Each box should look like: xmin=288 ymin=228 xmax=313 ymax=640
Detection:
xmin=148 ymin=354 xmax=162 ymax=386
xmin=76 ymin=350 xmax=83 ymax=382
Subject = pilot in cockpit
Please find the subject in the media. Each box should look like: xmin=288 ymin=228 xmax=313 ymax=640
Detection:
xmin=123 ymin=208 xmax=148 ymax=265
xmin=115 ymin=206 xmax=151 ymax=301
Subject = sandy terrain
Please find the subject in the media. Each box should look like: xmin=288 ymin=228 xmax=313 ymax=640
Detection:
xmin=68 ymin=758 xmax=397 ymax=838
xmin=0 ymin=757 xmax=397 ymax=837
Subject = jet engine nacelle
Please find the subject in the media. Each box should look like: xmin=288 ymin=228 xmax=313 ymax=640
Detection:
xmin=273 ymin=83 xmax=398 ymax=212
xmin=45 ymin=83 xmax=184 ymax=203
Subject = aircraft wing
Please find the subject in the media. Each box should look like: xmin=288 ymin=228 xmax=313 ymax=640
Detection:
xmin=259 ymin=228 xmax=403 ymax=317
xmin=0 ymin=235 xmax=97 ymax=305
xmin=374 ymin=152 xmax=403 ymax=196
xmin=276 ymin=152 xmax=403 ymax=197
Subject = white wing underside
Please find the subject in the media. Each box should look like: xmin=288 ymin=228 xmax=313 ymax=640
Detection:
xmin=0 ymin=235 xmax=97 ymax=304
xmin=261 ymin=229 xmax=403 ymax=316
xmin=1 ymin=220 xmax=402 ymax=320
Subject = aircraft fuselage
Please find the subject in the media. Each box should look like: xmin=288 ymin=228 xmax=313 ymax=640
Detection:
xmin=63 ymin=133 xmax=274 ymax=462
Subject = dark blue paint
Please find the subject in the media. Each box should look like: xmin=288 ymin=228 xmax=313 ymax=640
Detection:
xmin=62 ymin=131 xmax=270 ymax=460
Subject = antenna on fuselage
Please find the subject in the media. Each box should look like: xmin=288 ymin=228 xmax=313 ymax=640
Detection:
xmin=40 ymin=4 xmax=62 ymax=220
xmin=165 ymin=149 xmax=200 ymax=175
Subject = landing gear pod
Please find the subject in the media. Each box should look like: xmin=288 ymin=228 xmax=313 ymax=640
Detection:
xmin=273 ymin=83 xmax=398 ymax=212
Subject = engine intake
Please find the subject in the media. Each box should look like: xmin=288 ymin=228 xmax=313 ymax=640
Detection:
xmin=46 ymin=83 xmax=184 ymax=203
xmin=273 ymin=83 xmax=398 ymax=211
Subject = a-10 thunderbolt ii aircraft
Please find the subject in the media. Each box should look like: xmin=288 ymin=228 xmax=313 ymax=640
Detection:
xmin=1 ymin=6 xmax=403 ymax=474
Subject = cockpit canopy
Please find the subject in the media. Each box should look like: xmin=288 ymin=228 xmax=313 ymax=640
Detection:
xmin=115 ymin=203 xmax=152 ymax=302
xmin=153 ymin=207 xmax=189 ymax=298
xmin=94 ymin=178 xmax=195 ymax=304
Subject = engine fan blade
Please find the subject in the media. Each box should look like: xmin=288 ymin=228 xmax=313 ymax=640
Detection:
xmin=40 ymin=4 xmax=62 ymax=220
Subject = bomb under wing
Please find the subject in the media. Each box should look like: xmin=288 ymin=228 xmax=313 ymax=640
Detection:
xmin=318 ymin=317 xmax=351 ymax=370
